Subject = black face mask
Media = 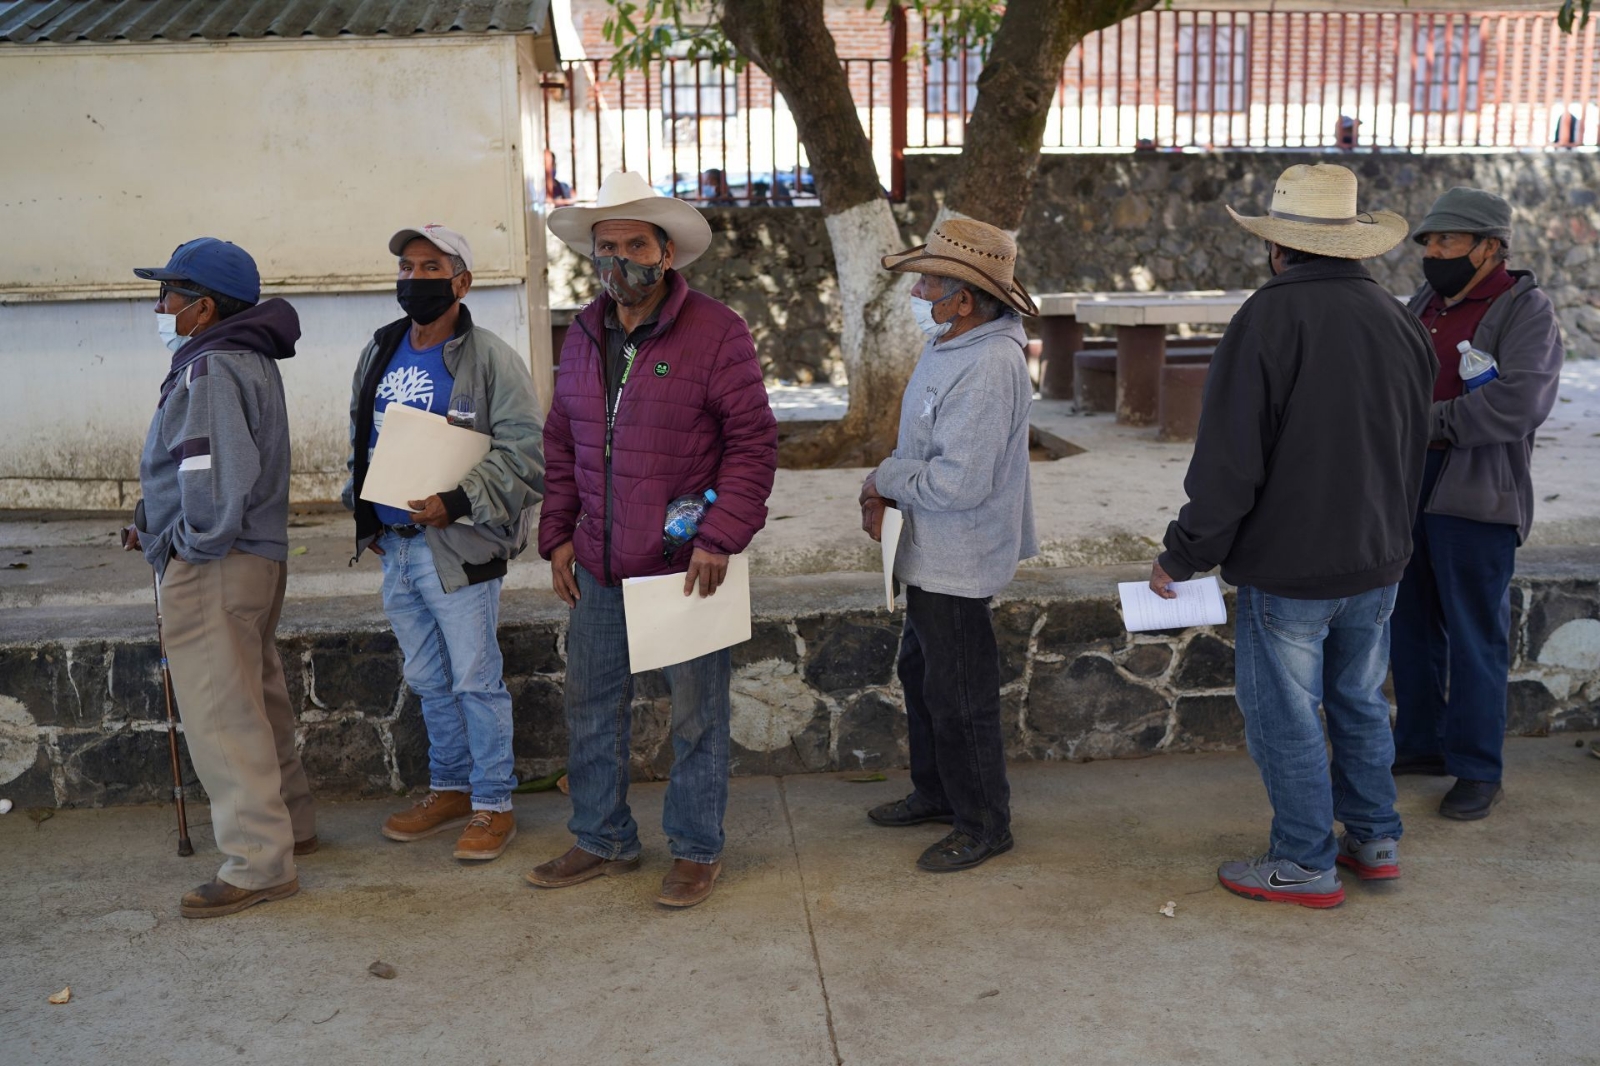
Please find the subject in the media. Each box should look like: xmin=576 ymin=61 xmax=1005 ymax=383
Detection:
xmin=396 ymin=278 xmax=458 ymax=325
xmin=1422 ymin=241 xmax=1482 ymax=297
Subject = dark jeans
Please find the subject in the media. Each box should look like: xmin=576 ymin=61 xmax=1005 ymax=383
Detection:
xmin=1391 ymin=448 xmax=1519 ymax=783
xmin=900 ymin=585 xmax=1011 ymax=846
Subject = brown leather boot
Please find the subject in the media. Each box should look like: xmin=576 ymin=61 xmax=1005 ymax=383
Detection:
xmin=180 ymin=877 xmax=299 ymax=919
xmin=656 ymin=859 xmax=722 ymax=908
xmin=382 ymin=790 xmax=472 ymax=842
xmin=524 ymin=845 xmax=641 ymax=889
xmin=293 ymin=835 xmax=319 ymax=856
xmin=453 ymin=810 xmax=516 ymax=861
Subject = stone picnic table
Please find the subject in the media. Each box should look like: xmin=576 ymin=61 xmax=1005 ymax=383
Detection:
xmin=1071 ymin=291 xmax=1252 ymax=426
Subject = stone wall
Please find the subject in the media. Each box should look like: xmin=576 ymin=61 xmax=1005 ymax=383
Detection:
xmin=547 ymin=150 xmax=1600 ymax=383
xmin=2 ymin=561 xmax=1596 ymax=808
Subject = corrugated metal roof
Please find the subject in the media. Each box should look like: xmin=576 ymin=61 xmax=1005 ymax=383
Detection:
xmin=0 ymin=0 xmax=550 ymax=44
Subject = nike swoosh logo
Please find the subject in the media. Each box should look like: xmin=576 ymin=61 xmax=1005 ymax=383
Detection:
xmin=1267 ymin=870 xmax=1322 ymax=888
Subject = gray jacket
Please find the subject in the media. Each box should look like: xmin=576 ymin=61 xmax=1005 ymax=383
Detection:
xmin=343 ymin=307 xmax=545 ymax=594
xmin=136 ymin=299 xmax=299 ymax=580
xmin=1408 ymin=271 xmax=1564 ymax=544
xmin=876 ymin=314 xmax=1038 ymax=599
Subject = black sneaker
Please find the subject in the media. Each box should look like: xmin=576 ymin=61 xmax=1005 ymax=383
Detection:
xmin=916 ymin=829 xmax=1014 ymax=872
xmin=1391 ymin=755 xmax=1448 ymax=777
xmin=1439 ymin=778 xmax=1503 ymax=821
xmin=867 ymin=796 xmax=955 ymax=828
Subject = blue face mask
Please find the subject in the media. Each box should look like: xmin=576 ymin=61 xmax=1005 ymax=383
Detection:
xmin=911 ymin=288 xmax=962 ymax=339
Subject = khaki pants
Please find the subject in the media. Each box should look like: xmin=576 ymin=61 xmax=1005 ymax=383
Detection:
xmin=161 ymin=552 xmax=314 ymax=890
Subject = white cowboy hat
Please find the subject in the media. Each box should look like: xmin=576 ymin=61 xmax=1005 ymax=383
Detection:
xmin=548 ymin=170 xmax=714 ymax=268
xmin=1226 ymin=164 xmax=1409 ymax=260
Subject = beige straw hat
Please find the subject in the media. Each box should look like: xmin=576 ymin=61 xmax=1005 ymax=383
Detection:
xmin=882 ymin=219 xmax=1039 ymax=317
xmin=1227 ymin=164 xmax=1409 ymax=260
xmin=549 ymin=170 xmax=714 ymax=268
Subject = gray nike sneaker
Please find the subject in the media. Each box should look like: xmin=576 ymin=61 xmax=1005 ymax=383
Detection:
xmin=1217 ymin=854 xmax=1345 ymax=909
xmin=1336 ymin=833 xmax=1400 ymax=881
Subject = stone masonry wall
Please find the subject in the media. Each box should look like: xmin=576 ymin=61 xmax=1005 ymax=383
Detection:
xmin=2 ymin=568 xmax=1596 ymax=808
xmin=549 ymin=150 xmax=1600 ymax=383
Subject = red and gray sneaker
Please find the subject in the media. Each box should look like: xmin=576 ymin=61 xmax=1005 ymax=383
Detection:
xmin=1336 ymin=833 xmax=1400 ymax=881
xmin=1218 ymin=854 xmax=1345 ymax=909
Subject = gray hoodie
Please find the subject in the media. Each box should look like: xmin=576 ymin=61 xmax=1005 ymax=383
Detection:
xmin=136 ymin=299 xmax=298 ymax=580
xmin=876 ymin=314 xmax=1038 ymax=599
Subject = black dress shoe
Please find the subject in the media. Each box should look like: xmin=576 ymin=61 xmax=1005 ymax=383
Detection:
xmin=1439 ymin=778 xmax=1503 ymax=821
xmin=867 ymin=796 xmax=955 ymax=828
xmin=1391 ymin=756 xmax=1449 ymax=777
xmin=916 ymin=829 xmax=1014 ymax=872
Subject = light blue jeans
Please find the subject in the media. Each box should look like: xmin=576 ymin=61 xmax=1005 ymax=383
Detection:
xmin=1234 ymin=584 xmax=1403 ymax=872
xmin=379 ymin=531 xmax=516 ymax=811
xmin=564 ymin=564 xmax=731 ymax=864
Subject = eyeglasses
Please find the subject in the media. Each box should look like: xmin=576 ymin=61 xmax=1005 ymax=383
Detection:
xmin=159 ymin=282 xmax=205 ymax=302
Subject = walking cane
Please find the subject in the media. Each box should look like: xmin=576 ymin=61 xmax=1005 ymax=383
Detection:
xmin=151 ymin=571 xmax=195 ymax=857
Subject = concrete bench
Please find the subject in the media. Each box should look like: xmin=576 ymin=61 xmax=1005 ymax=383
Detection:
xmin=1035 ymin=292 xmax=1117 ymax=400
xmin=1159 ymin=362 xmax=1211 ymax=442
xmin=1073 ymin=346 xmax=1217 ymax=414
xmin=1073 ymin=292 xmax=1250 ymax=426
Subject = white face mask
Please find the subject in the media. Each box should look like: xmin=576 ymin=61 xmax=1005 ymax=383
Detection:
xmin=156 ymin=303 xmax=198 ymax=353
xmin=910 ymin=294 xmax=955 ymax=340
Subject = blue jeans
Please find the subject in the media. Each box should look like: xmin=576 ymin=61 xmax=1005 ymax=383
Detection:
xmin=1391 ymin=448 xmax=1518 ymax=783
xmin=564 ymin=564 xmax=731 ymax=864
xmin=901 ymin=586 xmax=1010 ymax=846
xmin=379 ymin=532 xmax=516 ymax=811
xmin=1234 ymin=584 xmax=1403 ymax=871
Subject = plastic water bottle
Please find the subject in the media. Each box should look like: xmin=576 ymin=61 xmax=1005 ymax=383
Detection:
xmin=663 ymin=489 xmax=717 ymax=558
xmin=1457 ymin=340 xmax=1499 ymax=392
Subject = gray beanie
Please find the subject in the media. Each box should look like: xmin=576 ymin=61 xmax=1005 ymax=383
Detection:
xmin=1412 ymin=186 xmax=1513 ymax=244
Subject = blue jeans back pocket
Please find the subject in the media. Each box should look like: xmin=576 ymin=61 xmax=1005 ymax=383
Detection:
xmin=1262 ymin=593 xmax=1338 ymax=641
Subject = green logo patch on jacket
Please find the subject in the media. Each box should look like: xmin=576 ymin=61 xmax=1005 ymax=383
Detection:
xmin=654 ymin=362 xmax=670 ymax=377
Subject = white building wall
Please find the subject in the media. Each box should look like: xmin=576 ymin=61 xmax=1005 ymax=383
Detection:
xmin=0 ymin=284 xmax=529 ymax=510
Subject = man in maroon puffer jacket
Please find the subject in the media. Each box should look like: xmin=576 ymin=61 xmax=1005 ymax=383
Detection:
xmin=526 ymin=171 xmax=778 ymax=908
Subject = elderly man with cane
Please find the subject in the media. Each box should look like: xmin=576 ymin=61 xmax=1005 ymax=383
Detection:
xmin=124 ymin=237 xmax=315 ymax=918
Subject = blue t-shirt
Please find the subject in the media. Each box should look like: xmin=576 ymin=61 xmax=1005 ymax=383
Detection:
xmin=370 ymin=333 xmax=453 ymax=526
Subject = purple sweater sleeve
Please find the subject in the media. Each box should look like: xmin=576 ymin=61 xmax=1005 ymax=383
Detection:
xmin=694 ymin=318 xmax=777 ymax=556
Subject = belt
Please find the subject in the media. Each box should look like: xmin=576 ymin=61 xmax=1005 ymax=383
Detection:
xmin=385 ymin=524 xmax=423 ymax=539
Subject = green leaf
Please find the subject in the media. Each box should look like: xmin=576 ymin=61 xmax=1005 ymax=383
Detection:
xmin=288 ymin=545 xmax=308 ymax=556
xmin=512 ymin=768 xmax=568 ymax=794
xmin=848 ymin=772 xmax=889 ymax=783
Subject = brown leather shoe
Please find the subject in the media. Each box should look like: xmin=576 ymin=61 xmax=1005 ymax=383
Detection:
xmin=293 ymin=835 xmax=319 ymax=856
xmin=524 ymin=845 xmax=641 ymax=889
xmin=656 ymin=859 xmax=722 ymax=908
xmin=180 ymin=877 xmax=299 ymax=919
xmin=453 ymin=810 xmax=516 ymax=861
xmin=382 ymin=790 xmax=472 ymax=842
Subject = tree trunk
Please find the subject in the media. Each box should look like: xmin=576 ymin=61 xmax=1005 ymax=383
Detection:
xmin=946 ymin=0 xmax=1158 ymax=229
xmin=722 ymin=0 xmax=921 ymax=467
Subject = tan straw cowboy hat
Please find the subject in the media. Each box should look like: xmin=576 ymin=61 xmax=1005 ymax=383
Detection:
xmin=882 ymin=218 xmax=1039 ymax=317
xmin=1227 ymin=164 xmax=1408 ymax=259
xmin=549 ymin=170 xmax=714 ymax=268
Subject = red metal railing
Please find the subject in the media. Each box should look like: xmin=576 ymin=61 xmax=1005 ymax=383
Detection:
xmin=542 ymin=8 xmax=1599 ymax=206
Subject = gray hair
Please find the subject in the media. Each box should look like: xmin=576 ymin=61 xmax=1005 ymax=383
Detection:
xmin=946 ymin=279 xmax=1006 ymax=323
xmin=447 ymin=254 xmax=468 ymax=276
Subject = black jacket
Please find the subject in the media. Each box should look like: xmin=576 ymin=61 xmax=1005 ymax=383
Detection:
xmin=1159 ymin=258 xmax=1438 ymax=599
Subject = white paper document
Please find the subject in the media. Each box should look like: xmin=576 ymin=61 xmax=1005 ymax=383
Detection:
xmin=880 ymin=506 xmax=904 ymax=611
xmin=1118 ymin=575 xmax=1228 ymax=632
xmin=359 ymin=403 xmax=491 ymax=513
xmin=622 ymin=554 xmax=752 ymax=672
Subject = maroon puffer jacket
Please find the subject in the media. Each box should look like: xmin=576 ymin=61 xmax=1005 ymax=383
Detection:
xmin=538 ymin=271 xmax=778 ymax=585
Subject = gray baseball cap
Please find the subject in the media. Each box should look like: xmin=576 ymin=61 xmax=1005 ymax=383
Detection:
xmin=1412 ymin=187 xmax=1512 ymax=244
xmin=389 ymin=223 xmax=474 ymax=271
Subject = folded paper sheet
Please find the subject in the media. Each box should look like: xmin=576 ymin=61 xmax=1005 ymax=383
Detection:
xmin=1118 ymin=575 xmax=1228 ymax=632
xmin=622 ymin=554 xmax=752 ymax=672
xmin=880 ymin=506 xmax=903 ymax=611
xmin=359 ymin=403 xmax=491 ymax=513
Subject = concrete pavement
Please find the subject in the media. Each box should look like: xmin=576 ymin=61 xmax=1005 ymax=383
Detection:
xmin=4 ymin=739 xmax=1598 ymax=1066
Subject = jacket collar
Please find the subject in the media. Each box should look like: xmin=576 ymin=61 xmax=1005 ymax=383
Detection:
xmin=371 ymin=303 xmax=476 ymax=372
xmin=577 ymin=269 xmax=691 ymax=339
xmin=1257 ymin=257 xmax=1375 ymax=292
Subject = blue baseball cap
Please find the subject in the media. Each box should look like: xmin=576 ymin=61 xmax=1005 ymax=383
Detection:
xmin=134 ymin=238 xmax=261 ymax=305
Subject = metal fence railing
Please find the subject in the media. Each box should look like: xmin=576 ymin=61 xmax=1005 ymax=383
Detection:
xmin=541 ymin=8 xmax=1600 ymax=206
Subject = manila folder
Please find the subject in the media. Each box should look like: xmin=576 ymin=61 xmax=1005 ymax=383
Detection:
xmin=360 ymin=403 xmax=490 ymax=513
xmin=622 ymin=554 xmax=753 ymax=673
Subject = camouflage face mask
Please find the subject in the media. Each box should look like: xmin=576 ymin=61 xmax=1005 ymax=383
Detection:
xmin=593 ymin=254 xmax=664 ymax=307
